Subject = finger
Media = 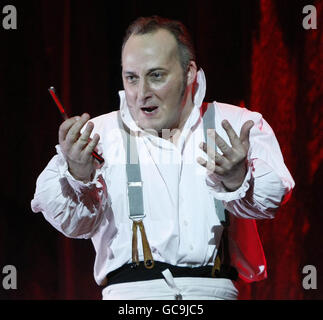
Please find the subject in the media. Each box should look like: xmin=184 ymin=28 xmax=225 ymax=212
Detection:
xmin=65 ymin=113 xmax=91 ymax=144
xmin=58 ymin=116 xmax=80 ymax=144
xmin=199 ymin=142 xmax=224 ymax=165
xmin=82 ymin=133 xmax=100 ymax=160
xmin=207 ymin=130 xmax=233 ymax=158
xmin=76 ymin=121 xmax=94 ymax=150
xmin=221 ymin=120 xmax=240 ymax=148
xmin=196 ymin=157 xmax=225 ymax=175
xmin=239 ymin=120 xmax=254 ymax=146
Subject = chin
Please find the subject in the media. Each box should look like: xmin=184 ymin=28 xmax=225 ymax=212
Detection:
xmin=139 ymin=120 xmax=163 ymax=134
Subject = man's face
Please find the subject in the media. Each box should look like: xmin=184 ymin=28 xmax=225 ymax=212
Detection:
xmin=122 ymin=29 xmax=187 ymax=133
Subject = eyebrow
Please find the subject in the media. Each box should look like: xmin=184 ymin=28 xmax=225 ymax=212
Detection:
xmin=123 ymin=67 xmax=168 ymax=76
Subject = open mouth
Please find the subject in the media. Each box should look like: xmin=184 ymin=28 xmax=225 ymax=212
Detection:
xmin=141 ymin=106 xmax=159 ymax=115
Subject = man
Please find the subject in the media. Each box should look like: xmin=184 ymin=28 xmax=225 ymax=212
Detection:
xmin=31 ymin=16 xmax=294 ymax=300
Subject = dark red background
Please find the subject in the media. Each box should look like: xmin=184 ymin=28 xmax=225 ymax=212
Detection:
xmin=0 ymin=0 xmax=322 ymax=300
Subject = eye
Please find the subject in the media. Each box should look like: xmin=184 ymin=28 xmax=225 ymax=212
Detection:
xmin=125 ymin=75 xmax=138 ymax=84
xmin=150 ymin=72 xmax=163 ymax=81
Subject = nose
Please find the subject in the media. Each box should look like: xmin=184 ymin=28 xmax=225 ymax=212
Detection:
xmin=137 ymin=79 xmax=152 ymax=105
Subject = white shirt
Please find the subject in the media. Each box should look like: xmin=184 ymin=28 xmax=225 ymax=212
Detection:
xmin=31 ymin=70 xmax=295 ymax=286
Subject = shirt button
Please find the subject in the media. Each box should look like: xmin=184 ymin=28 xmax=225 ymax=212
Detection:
xmin=190 ymin=245 xmax=194 ymax=250
xmin=183 ymin=220 xmax=188 ymax=226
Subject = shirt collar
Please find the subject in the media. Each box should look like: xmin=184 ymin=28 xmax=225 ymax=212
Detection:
xmin=118 ymin=68 xmax=207 ymax=133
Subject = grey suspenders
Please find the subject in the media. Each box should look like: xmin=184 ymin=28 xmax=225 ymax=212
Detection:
xmin=201 ymin=103 xmax=229 ymax=276
xmin=118 ymin=102 xmax=227 ymax=270
xmin=117 ymin=115 xmax=154 ymax=268
xmin=124 ymin=126 xmax=145 ymax=220
xmin=202 ymin=103 xmax=228 ymax=226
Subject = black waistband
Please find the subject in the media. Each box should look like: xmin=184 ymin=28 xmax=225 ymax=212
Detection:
xmin=105 ymin=261 xmax=238 ymax=287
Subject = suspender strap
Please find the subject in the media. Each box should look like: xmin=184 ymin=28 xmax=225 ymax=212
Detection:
xmin=202 ymin=102 xmax=228 ymax=226
xmin=117 ymin=113 xmax=145 ymax=220
xmin=202 ymin=103 xmax=232 ymax=274
xmin=133 ymin=220 xmax=154 ymax=269
xmin=117 ymin=113 xmax=154 ymax=269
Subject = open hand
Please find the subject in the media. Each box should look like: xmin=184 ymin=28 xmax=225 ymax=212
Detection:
xmin=197 ymin=119 xmax=254 ymax=191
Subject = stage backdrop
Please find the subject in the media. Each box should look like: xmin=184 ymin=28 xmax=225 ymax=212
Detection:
xmin=0 ymin=0 xmax=322 ymax=299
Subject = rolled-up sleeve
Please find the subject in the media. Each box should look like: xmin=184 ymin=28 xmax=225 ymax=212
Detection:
xmin=206 ymin=109 xmax=295 ymax=219
xmin=31 ymin=145 xmax=109 ymax=238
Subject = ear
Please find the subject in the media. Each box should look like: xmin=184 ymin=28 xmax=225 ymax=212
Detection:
xmin=186 ymin=60 xmax=197 ymax=86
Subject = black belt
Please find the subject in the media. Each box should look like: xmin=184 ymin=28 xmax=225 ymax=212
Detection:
xmin=105 ymin=261 xmax=238 ymax=287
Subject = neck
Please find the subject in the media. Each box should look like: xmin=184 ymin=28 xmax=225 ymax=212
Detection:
xmin=160 ymin=90 xmax=195 ymax=145
xmin=177 ymin=100 xmax=194 ymax=131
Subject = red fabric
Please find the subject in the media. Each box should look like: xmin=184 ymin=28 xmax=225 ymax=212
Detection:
xmin=237 ymin=0 xmax=323 ymax=299
xmin=228 ymin=216 xmax=267 ymax=283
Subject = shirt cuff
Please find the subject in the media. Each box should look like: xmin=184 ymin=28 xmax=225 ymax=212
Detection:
xmin=206 ymin=162 xmax=253 ymax=202
xmin=55 ymin=145 xmax=104 ymax=193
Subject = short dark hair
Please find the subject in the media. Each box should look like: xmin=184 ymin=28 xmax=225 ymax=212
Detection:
xmin=122 ymin=16 xmax=196 ymax=72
